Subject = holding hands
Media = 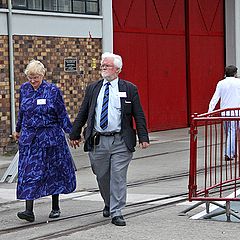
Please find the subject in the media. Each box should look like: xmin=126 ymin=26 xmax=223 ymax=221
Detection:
xmin=69 ymin=139 xmax=81 ymax=149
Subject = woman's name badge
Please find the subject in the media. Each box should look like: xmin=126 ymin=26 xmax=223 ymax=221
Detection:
xmin=37 ymin=99 xmax=46 ymax=105
xmin=117 ymin=92 xmax=127 ymax=98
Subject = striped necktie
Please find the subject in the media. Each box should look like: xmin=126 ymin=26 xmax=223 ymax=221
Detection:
xmin=100 ymin=82 xmax=111 ymax=130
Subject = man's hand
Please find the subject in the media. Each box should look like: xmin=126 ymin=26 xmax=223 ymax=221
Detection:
xmin=139 ymin=142 xmax=150 ymax=149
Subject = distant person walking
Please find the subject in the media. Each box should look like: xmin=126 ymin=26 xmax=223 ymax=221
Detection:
xmin=208 ymin=65 xmax=240 ymax=160
xmin=69 ymin=52 xmax=149 ymax=226
xmin=13 ymin=60 xmax=76 ymax=222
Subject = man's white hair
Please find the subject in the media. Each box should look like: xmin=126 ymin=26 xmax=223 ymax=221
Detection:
xmin=101 ymin=52 xmax=123 ymax=70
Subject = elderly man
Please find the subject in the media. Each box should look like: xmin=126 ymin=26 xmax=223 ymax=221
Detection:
xmin=70 ymin=52 xmax=149 ymax=226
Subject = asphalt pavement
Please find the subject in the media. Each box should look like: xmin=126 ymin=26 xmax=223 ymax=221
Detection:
xmin=0 ymin=128 xmax=239 ymax=240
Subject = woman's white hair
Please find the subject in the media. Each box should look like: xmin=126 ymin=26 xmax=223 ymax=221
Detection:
xmin=24 ymin=59 xmax=46 ymax=76
xmin=101 ymin=52 xmax=123 ymax=70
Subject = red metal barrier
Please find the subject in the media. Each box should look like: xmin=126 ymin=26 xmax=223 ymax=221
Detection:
xmin=182 ymin=108 xmax=240 ymax=220
xmin=189 ymin=108 xmax=240 ymax=203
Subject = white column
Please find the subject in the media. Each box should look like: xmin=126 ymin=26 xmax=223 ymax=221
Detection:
xmin=102 ymin=0 xmax=113 ymax=53
xmin=225 ymin=0 xmax=236 ymax=66
xmin=235 ymin=0 xmax=240 ymax=70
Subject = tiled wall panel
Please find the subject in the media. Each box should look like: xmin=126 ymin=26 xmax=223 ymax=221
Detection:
xmin=0 ymin=0 xmax=7 ymax=8
xmin=0 ymin=35 xmax=11 ymax=152
xmin=0 ymin=35 xmax=102 ymax=153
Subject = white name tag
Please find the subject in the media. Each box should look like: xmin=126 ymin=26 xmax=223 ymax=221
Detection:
xmin=117 ymin=92 xmax=127 ymax=98
xmin=37 ymin=99 xmax=46 ymax=105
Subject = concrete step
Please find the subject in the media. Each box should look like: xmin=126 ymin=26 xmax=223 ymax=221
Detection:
xmin=0 ymin=156 xmax=13 ymax=180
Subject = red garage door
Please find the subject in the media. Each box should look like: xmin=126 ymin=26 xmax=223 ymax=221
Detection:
xmin=113 ymin=0 xmax=224 ymax=131
xmin=187 ymin=0 xmax=224 ymax=115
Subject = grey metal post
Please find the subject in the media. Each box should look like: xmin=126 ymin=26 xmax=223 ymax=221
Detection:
xmin=226 ymin=200 xmax=231 ymax=222
xmin=7 ymin=0 xmax=16 ymax=134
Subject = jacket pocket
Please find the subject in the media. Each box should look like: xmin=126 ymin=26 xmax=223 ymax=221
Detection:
xmin=124 ymin=100 xmax=132 ymax=114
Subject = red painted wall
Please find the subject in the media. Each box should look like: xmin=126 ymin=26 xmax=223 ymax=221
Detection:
xmin=113 ymin=0 xmax=224 ymax=131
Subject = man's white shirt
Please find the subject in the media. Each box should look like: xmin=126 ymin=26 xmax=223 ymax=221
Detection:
xmin=94 ymin=78 xmax=121 ymax=132
xmin=208 ymin=77 xmax=240 ymax=112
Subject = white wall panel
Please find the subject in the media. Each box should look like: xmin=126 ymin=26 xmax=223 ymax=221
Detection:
xmin=102 ymin=0 xmax=113 ymax=52
xmin=225 ymin=0 xmax=236 ymax=66
xmin=12 ymin=11 xmax=103 ymax=38
xmin=0 ymin=12 xmax=8 ymax=35
xmin=235 ymin=0 xmax=240 ymax=71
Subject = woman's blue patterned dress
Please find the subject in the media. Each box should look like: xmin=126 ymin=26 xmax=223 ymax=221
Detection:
xmin=16 ymin=80 xmax=76 ymax=200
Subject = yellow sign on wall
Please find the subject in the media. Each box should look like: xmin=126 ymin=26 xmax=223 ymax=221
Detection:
xmin=91 ymin=58 xmax=97 ymax=69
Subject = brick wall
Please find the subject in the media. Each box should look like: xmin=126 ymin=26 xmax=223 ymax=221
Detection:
xmin=0 ymin=0 xmax=7 ymax=8
xmin=0 ymin=35 xmax=11 ymax=153
xmin=0 ymin=35 xmax=102 ymax=153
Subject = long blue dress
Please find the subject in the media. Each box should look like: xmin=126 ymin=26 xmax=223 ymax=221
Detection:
xmin=16 ymin=80 xmax=76 ymax=200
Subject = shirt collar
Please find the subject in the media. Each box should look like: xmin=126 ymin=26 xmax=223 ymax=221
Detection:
xmin=103 ymin=78 xmax=119 ymax=88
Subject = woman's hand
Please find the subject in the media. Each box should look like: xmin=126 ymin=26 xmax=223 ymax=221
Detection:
xmin=13 ymin=132 xmax=20 ymax=141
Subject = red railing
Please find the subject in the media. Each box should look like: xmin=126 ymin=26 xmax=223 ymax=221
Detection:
xmin=189 ymin=108 xmax=240 ymax=202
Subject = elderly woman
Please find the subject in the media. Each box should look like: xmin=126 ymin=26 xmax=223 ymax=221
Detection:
xmin=13 ymin=60 xmax=76 ymax=222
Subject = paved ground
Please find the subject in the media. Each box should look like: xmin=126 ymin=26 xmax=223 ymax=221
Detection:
xmin=0 ymin=128 xmax=240 ymax=240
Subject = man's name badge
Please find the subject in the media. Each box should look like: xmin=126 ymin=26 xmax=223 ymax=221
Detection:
xmin=117 ymin=92 xmax=127 ymax=98
xmin=37 ymin=99 xmax=46 ymax=105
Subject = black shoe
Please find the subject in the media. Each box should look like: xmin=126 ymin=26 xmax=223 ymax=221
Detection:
xmin=17 ymin=211 xmax=35 ymax=222
xmin=103 ymin=206 xmax=110 ymax=217
xmin=111 ymin=216 xmax=126 ymax=226
xmin=49 ymin=209 xmax=61 ymax=218
xmin=225 ymin=155 xmax=234 ymax=161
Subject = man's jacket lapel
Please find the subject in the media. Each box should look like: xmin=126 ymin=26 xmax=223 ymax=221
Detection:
xmin=90 ymin=79 xmax=103 ymax=113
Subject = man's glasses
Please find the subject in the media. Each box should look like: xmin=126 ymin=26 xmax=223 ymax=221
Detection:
xmin=100 ymin=64 xmax=115 ymax=69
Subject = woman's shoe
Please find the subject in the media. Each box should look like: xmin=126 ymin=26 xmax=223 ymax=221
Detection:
xmin=49 ymin=209 xmax=61 ymax=218
xmin=17 ymin=211 xmax=35 ymax=222
xmin=103 ymin=206 xmax=110 ymax=217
